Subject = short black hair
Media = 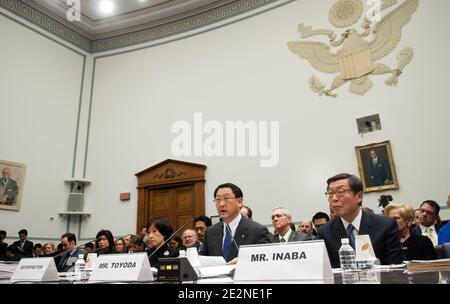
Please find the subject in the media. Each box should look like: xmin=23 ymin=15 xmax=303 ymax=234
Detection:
xmin=84 ymin=242 xmax=95 ymax=250
xmin=312 ymin=212 xmax=330 ymax=223
xmin=0 ymin=230 xmax=6 ymax=237
xmin=61 ymin=232 xmax=77 ymax=244
xmin=194 ymin=215 xmax=212 ymax=227
xmin=241 ymin=205 xmax=253 ymax=219
xmin=18 ymin=229 xmax=28 ymax=236
xmin=147 ymin=218 xmax=174 ymax=241
xmin=33 ymin=243 xmax=43 ymax=250
xmin=326 ymin=173 xmax=363 ymax=193
xmin=214 ymin=183 xmax=243 ymax=198
xmin=420 ymin=200 xmax=440 ymax=215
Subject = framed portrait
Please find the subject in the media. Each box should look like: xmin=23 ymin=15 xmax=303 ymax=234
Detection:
xmin=355 ymin=140 xmax=399 ymax=193
xmin=0 ymin=160 xmax=26 ymax=211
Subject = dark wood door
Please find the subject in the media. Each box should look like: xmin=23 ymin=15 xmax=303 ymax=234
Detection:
xmin=136 ymin=159 xmax=206 ymax=233
xmin=147 ymin=185 xmax=196 ymax=230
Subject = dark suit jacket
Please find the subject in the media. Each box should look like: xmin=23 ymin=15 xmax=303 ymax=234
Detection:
xmin=0 ymin=178 xmax=19 ymax=205
xmin=199 ymin=216 xmax=271 ymax=262
xmin=317 ymin=211 xmax=402 ymax=268
xmin=13 ymin=240 xmax=34 ymax=257
xmin=272 ymin=231 xmax=311 ymax=243
xmin=146 ymin=244 xmax=178 ymax=268
xmin=54 ymin=247 xmax=84 ymax=272
xmin=411 ymin=225 xmax=441 ymax=237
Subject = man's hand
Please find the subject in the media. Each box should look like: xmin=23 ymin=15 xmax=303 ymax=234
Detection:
xmin=226 ymin=258 xmax=238 ymax=265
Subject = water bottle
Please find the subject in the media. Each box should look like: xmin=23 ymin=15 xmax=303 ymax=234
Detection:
xmin=339 ymin=238 xmax=357 ymax=272
xmin=74 ymin=254 xmax=86 ymax=280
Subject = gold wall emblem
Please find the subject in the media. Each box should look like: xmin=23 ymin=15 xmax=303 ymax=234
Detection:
xmin=288 ymin=0 xmax=418 ymax=97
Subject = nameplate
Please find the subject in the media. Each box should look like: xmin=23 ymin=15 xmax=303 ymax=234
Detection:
xmin=89 ymin=253 xmax=154 ymax=282
xmin=10 ymin=257 xmax=59 ymax=282
xmin=233 ymin=240 xmax=333 ymax=282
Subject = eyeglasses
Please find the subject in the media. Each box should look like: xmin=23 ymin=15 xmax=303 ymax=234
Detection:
xmin=324 ymin=189 xmax=353 ymax=198
xmin=271 ymin=214 xmax=286 ymax=220
xmin=213 ymin=196 xmax=236 ymax=204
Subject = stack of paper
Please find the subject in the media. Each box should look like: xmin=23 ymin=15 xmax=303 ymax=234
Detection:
xmin=406 ymin=258 xmax=450 ymax=272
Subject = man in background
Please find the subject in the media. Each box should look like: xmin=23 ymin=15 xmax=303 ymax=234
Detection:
xmin=413 ymin=200 xmax=441 ymax=246
xmin=296 ymin=219 xmax=314 ymax=240
xmin=13 ymin=229 xmax=33 ymax=257
xmin=55 ymin=233 xmax=84 ymax=272
xmin=240 ymin=205 xmax=253 ymax=220
xmin=0 ymin=230 xmax=7 ymax=260
xmin=272 ymin=207 xmax=310 ymax=243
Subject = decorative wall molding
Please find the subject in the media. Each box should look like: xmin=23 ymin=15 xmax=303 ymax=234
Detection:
xmin=0 ymin=0 xmax=91 ymax=52
xmin=1 ymin=0 xmax=279 ymax=53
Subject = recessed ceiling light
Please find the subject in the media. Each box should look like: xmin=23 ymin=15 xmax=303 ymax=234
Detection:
xmin=99 ymin=0 xmax=114 ymax=15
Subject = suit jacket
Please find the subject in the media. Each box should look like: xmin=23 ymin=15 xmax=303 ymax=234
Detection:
xmin=199 ymin=216 xmax=271 ymax=262
xmin=54 ymin=247 xmax=84 ymax=272
xmin=0 ymin=178 xmax=19 ymax=205
xmin=13 ymin=240 xmax=34 ymax=257
xmin=367 ymin=157 xmax=392 ymax=187
xmin=272 ymin=231 xmax=311 ymax=243
xmin=317 ymin=211 xmax=402 ymax=268
xmin=146 ymin=244 xmax=178 ymax=268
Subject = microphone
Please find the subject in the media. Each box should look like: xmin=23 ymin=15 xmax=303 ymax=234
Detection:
xmin=147 ymin=217 xmax=195 ymax=261
xmin=219 ymin=217 xmax=240 ymax=252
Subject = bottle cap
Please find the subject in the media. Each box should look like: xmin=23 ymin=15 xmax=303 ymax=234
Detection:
xmin=78 ymin=254 xmax=84 ymax=259
xmin=341 ymin=238 xmax=349 ymax=244
xmin=179 ymin=249 xmax=186 ymax=257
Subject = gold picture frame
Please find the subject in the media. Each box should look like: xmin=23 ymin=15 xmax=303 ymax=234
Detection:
xmin=0 ymin=160 xmax=26 ymax=211
xmin=355 ymin=140 xmax=399 ymax=193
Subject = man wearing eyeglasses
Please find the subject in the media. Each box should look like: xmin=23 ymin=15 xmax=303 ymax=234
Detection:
xmin=272 ymin=207 xmax=310 ymax=243
xmin=199 ymin=183 xmax=271 ymax=264
xmin=317 ymin=173 xmax=402 ymax=268
xmin=412 ymin=200 xmax=441 ymax=246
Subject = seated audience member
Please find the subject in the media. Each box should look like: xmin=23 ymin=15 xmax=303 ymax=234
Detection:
xmin=94 ymin=230 xmax=115 ymax=255
xmin=5 ymin=245 xmax=21 ymax=261
xmin=272 ymin=207 xmax=310 ymax=243
xmin=123 ymin=234 xmax=132 ymax=252
xmin=199 ymin=183 xmax=271 ymax=263
xmin=55 ymin=233 xmax=84 ymax=272
xmin=296 ymin=219 xmax=314 ymax=239
xmin=240 ymin=205 xmax=253 ymax=220
xmin=145 ymin=218 xmax=178 ymax=267
xmin=83 ymin=242 xmax=95 ymax=255
xmin=43 ymin=242 xmax=56 ymax=257
xmin=194 ymin=215 xmax=212 ymax=245
xmin=55 ymin=243 xmax=63 ymax=256
xmin=0 ymin=230 xmax=7 ymax=260
xmin=438 ymin=197 xmax=450 ymax=245
xmin=317 ymin=173 xmax=402 ymax=268
xmin=32 ymin=243 xmax=43 ymax=257
xmin=13 ymin=229 xmax=33 ymax=257
xmin=169 ymin=235 xmax=182 ymax=251
xmin=128 ymin=235 xmax=144 ymax=253
xmin=413 ymin=200 xmax=442 ymax=246
xmin=114 ymin=238 xmax=127 ymax=253
xmin=385 ymin=203 xmax=436 ymax=260
xmin=412 ymin=209 xmax=421 ymax=230
xmin=181 ymin=229 xmax=200 ymax=252
xmin=312 ymin=212 xmax=330 ymax=236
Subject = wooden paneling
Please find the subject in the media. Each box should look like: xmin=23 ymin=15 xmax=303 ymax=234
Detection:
xmin=135 ymin=159 xmax=206 ymax=233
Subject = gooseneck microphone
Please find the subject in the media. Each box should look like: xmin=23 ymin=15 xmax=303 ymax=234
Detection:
xmin=147 ymin=217 xmax=196 ymax=261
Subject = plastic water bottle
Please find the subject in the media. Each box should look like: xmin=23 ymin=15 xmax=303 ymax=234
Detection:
xmin=74 ymin=254 xmax=86 ymax=280
xmin=339 ymin=238 xmax=357 ymax=272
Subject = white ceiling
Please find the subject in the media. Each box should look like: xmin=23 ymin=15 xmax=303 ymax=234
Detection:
xmin=29 ymin=0 xmax=233 ymax=38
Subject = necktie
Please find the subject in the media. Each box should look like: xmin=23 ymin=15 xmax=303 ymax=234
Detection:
xmin=222 ymin=225 xmax=232 ymax=260
xmin=280 ymin=237 xmax=286 ymax=243
xmin=425 ymin=227 xmax=436 ymax=246
xmin=347 ymin=224 xmax=356 ymax=249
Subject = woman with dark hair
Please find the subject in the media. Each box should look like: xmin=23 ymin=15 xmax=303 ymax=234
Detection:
xmin=95 ymin=229 xmax=114 ymax=255
xmin=145 ymin=218 xmax=178 ymax=267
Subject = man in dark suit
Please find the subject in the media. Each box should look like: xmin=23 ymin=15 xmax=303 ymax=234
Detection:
xmin=54 ymin=233 xmax=84 ymax=272
xmin=317 ymin=173 xmax=402 ymax=268
xmin=0 ymin=230 xmax=8 ymax=260
xmin=367 ymin=150 xmax=393 ymax=187
xmin=13 ymin=229 xmax=34 ymax=257
xmin=271 ymin=207 xmax=310 ymax=242
xmin=199 ymin=183 xmax=271 ymax=263
xmin=412 ymin=200 xmax=441 ymax=246
xmin=0 ymin=167 xmax=19 ymax=205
